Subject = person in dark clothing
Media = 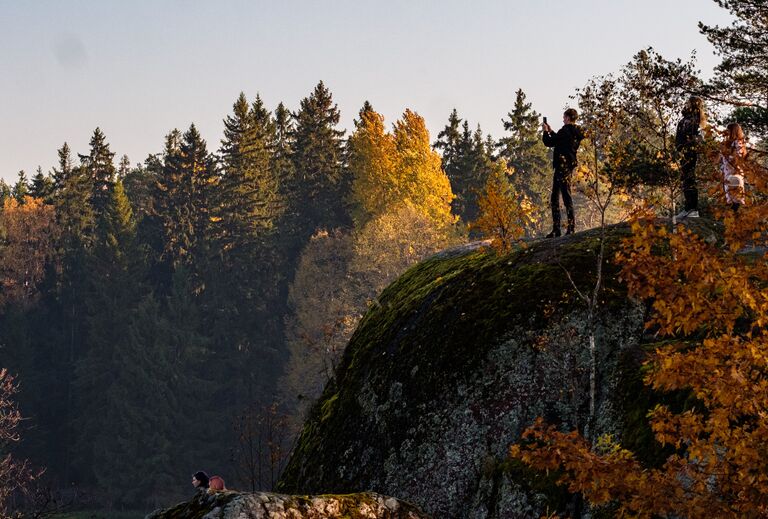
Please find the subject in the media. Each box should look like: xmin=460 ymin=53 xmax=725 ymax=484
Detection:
xmin=674 ymin=96 xmax=707 ymax=219
xmin=192 ymin=471 xmax=210 ymax=491
xmin=542 ymin=108 xmax=585 ymax=237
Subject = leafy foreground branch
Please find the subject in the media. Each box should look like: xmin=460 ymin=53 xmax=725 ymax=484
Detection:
xmin=511 ymin=156 xmax=768 ymax=517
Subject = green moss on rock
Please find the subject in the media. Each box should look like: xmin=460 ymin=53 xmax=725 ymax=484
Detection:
xmin=278 ymin=221 xmax=722 ymax=518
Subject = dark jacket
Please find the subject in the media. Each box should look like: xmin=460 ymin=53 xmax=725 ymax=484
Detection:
xmin=675 ymin=116 xmax=701 ymax=152
xmin=543 ymin=124 xmax=585 ymax=171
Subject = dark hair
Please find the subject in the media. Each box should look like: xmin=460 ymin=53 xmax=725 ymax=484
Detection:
xmin=193 ymin=471 xmax=210 ymax=488
xmin=683 ymin=96 xmax=707 ymax=127
xmin=564 ymin=108 xmax=578 ymax=122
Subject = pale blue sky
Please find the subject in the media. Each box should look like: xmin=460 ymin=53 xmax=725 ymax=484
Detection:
xmin=0 ymin=0 xmax=732 ymax=182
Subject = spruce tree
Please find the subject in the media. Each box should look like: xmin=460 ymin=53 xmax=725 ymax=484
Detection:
xmin=87 ymin=294 xmax=182 ymax=508
xmin=0 ymin=180 xmax=10 ymax=203
xmin=434 ymin=108 xmax=463 ymax=178
xmin=29 ymin=166 xmax=54 ymax=203
xmin=81 ymin=128 xmax=116 ymax=216
xmin=152 ymin=125 xmax=218 ymax=283
xmin=218 ymin=93 xmax=282 ymax=254
xmin=117 ymin=154 xmax=131 ymax=179
xmin=290 ymin=81 xmax=349 ymax=236
xmin=496 ymin=89 xmax=550 ymax=224
xmin=72 ymin=179 xmax=151 ymax=501
xmin=12 ymin=170 xmax=29 ymax=202
xmin=53 ymin=142 xmax=95 ymax=250
xmin=434 ymin=110 xmax=493 ymax=223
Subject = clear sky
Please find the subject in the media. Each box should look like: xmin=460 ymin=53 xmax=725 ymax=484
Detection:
xmin=0 ymin=0 xmax=733 ymax=183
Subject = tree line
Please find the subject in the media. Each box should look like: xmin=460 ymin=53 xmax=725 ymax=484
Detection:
xmin=0 ymin=80 xmax=552 ymax=511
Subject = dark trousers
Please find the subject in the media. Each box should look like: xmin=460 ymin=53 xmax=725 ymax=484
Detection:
xmin=551 ymin=168 xmax=575 ymax=231
xmin=680 ymin=151 xmax=698 ymax=211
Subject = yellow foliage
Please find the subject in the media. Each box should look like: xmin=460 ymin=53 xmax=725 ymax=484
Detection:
xmin=511 ymin=150 xmax=768 ymax=517
xmin=472 ymin=162 xmax=538 ymax=253
xmin=349 ymin=108 xmax=455 ymax=227
xmin=0 ymin=196 xmax=60 ymax=308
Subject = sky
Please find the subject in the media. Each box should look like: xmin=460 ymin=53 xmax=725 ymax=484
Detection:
xmin=0 ymin=0 xmax=734 ymax=183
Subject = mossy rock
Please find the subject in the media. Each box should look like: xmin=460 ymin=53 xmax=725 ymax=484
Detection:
xmin=278 ymin=221 xmax=720 ymax=518
xmin=146 ymin=490 xmax=430 ymax=518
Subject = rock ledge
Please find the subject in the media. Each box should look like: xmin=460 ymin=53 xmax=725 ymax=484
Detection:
xmin=146 ymin=490 xmax=431 ymax=518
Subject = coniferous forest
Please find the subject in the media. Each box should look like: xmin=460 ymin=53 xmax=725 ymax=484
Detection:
xmin=0 ymin=81 xmax=523 ymax=512
xmin=1 ymin=1 xmax=767 ymax=516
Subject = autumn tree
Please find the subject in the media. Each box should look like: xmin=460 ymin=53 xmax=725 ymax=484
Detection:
xmin=511 ymin=148 xmax=768 ymax=517
xmin=0 ymin=370 xmax=41 ymax=519
xmin=0 ymin=197 xmax=59 ymax=308
xmin=472 ymin=161 xmax=537 ymax=253
xmin=348 ymin=104 xmax=397 ymax=225
xmin=349 ymin=107 xmax=455 ymax=227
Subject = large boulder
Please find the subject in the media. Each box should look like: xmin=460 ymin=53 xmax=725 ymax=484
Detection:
xmin=277 ymin=224 xmax=677 ymax=518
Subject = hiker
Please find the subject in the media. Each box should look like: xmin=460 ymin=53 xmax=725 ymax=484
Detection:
xmin=191 ymin=471 xmax=210 ymax=492
xmin=542 ymin=108 xmax=585 ymax=237
xmin=674 ymin=96 xmax=707 ymax=219
xmin=209 ymin=475 xmax=226 ymax=492
xmin=721 ymin=122 xmax=747 ymax=212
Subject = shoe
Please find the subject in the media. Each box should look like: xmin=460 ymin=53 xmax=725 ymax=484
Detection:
xmin=545 ymin=230 xmax=561 ymax=238
xmin=565 ymin=227 xmax=575 ymax=235
xmin=674 ymin=209 xmax=690 ymax=220
xmin=687 ymin=210 xmax=699 ymax=218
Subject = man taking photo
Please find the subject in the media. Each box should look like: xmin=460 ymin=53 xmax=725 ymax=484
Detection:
xmin=542 ymin=108 xmax=585 ymax=238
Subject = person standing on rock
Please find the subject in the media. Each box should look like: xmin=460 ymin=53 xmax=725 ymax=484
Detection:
xmin=542 ymin=108 xmax=585 ymax=238
xmin=674 ymin=96 xmax=707 ymax=219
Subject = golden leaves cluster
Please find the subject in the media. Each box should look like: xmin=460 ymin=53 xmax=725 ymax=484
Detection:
xmin=510 ymin=149 xmax=768 ymax=517
xmin=0 ymin=196 xmax=60 ymax=308
xmin=472 ymin=163 xmax=538 ymax=253
xmin=349 ymin=108 xmax=455 ymax=228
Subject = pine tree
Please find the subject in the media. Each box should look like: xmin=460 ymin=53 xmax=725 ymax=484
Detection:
xmin=290 ymin=81 xmax=349 ymax=236
xmin=700 ymin=1 xmax=768 ymax=136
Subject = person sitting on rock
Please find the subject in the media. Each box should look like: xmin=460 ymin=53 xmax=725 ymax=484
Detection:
xmin=208 ymin=475 xmax=226 ymax=492
xmin=191 ymin=471 xmax=210 ymax=492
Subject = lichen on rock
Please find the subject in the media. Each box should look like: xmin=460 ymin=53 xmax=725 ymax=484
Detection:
xmin=277 ymin=224 xmax=664 ymax=518
xmin=145 ymin=490 xmax=430 ymax=519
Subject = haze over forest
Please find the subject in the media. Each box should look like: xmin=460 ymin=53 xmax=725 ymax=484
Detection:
xmin=1 ymin=0 xmax=766 ymax=517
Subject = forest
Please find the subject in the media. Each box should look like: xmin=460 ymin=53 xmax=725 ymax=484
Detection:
xmin=1 ymin=0 xmax=767 ymax=516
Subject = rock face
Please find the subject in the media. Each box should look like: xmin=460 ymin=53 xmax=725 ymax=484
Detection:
xmin=278 ymin=226 xmax=655 ymax=518
xmin=146 ymin=490 xmax=430 ymax=519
